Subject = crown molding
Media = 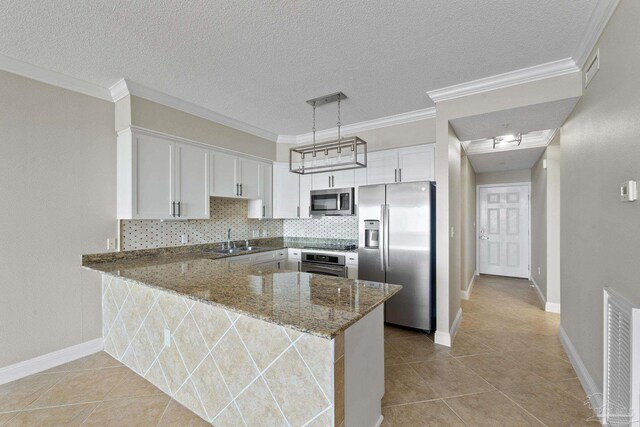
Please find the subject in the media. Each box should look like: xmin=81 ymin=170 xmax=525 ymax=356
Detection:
xmin=426 ymin=58 xmax=579 ymax=104
xmin=0 ymin=54 xmax=112 ymax=101
xmin=461 ymin=128 xmax=557 ymax=155
xmin=110 ymin=79 xmax=278 ymax=142
xmin=573 ymin=0 xmax=620 ymax=69
xmin=277 ymin=107 xmax=436 ymax=144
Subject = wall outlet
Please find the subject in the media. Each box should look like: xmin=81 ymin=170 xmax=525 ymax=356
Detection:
xmin=107 ymin=238 xmax=117 ymax=250
xmin=181 ymin=234 xmax=189 ymax=244
xmin=164 ymin=328 xmax=171 ymax=348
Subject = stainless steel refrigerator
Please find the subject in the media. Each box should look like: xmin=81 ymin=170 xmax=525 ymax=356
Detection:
xmin=358 ymin=182 xmax=436 ymax=332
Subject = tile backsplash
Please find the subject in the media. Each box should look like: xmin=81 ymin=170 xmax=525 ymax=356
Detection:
xmin=121 ymin=198 xmax=360 ymax=250
xmin=283 ymin=216 xmax=358 ymax=240
xmin=121 ymin=198 xmax=283 ymax=250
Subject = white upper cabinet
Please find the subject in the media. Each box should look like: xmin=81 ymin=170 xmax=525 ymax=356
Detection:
xmin=299 ymin=174 xmax=313 ymax=218
xmin=332 ymin=168 xmax=355 ymax=189
xmin=273 ymin=162 xmax=300 ymax=219
xmin=397 ymin=144 xmax=434 ymax=182
xmin=366 ymin=150 xmax=399 ymax=185
xmin=248 ymin=162 xmax=273 ymax=218
xmin=210 ymin=151 xmax=238 ymax=197
xmin=238 ymin=158 xmax=261 ymax=199
xmin=175 ymin=143 xmax=210 ymax=219
xmin=117 ymin=129 xmax=209 ymax=220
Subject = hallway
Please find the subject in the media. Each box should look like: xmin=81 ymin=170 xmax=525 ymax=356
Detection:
xmin=381 ymin=274 xmax=597 ymax=426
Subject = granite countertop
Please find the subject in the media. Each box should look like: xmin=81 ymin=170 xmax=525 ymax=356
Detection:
xmin=83 ymin=243 xmax=401 ymax=339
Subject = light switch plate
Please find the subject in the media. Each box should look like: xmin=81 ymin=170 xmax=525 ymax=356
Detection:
xmin=620 ymin=180 xmax=637 ymax=202
xmin=107 ymin=238 xmax=117 ymax=250
xmin=181 ymin=234 xmax=189 ymax=244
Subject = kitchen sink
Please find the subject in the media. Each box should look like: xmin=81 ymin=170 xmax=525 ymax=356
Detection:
xmin=211 ymin=246 xmax=262 ymax=254
xmin=237 ymin=246 xmax=262 ymax=251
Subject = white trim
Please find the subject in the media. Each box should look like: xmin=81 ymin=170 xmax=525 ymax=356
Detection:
xmin=434 ymin=331 xmax=452 ymax=347
xmin=109 ymin=79 xmax=278 ymax=142
xmin=426 ymin=58 xmax=579 ymax=103
xmin=461 ymin=271 xmax=477 ymax=300
xmin=276 ymin=107 xmax=436 ymax=144
xmin=0 ymin=53 xmax=112 ymax=101
xmin=0 ymin=338 xmax=103 ymax=386
xmin=573 ymin=0 xmax=621 ymax=69
xmin=122 ymin=126 xmax=273 ymax=163
xmin=476 ymin=183 xmax=531 ymax=279
xmin=374 ymin=415 xmax=384 ymax=427
xmin=531 ymin=276 xmax=547 ymax=306
xmin=461 ymin=129 xmax=558 ymax=155
xmin=558 ymin=325 xmax=604 ymax=424
xmin=450 ymin=308 xmax=463 ymax=340
xmin=545 ymin=301 xmax=561 ymax=313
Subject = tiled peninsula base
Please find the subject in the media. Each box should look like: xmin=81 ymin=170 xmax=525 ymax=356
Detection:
xmin=102 ymin=275 xmax=384 ymax=426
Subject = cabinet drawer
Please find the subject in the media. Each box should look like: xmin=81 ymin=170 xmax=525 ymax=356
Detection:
xmin=288 ymin=248 xmax=302 ymax=260
xmin=276 ymin=250 xmax=287 ymax=260
xmin=253 ymin=250 xmax=277 ymax=264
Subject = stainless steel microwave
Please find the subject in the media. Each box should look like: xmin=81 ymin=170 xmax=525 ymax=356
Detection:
xmin=310 ymin=187 xmax=355 ymax=216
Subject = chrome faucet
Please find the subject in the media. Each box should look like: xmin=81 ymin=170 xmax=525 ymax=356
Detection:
xmin=227 ymin=228 xmax=235 ymax=249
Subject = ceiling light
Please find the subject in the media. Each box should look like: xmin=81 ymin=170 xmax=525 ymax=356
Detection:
xmin=493 ymin=133 xmax=522 ymax=149
xmin=290 ymin=92 xmax=367 ymax=175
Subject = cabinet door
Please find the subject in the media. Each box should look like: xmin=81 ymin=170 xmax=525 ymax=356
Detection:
xmin=398 ymin=145 xmax=434 ymax=182
xmin=312 ymin=172 xmax=333 ymax=190
xmin=211 ymin=152 xmax=238 ymax=197
xmin=273 ymin=163 xmax=300 ymax=218
xmin=134 ymin=134 xmax=174 ymax=219
xmin=346 ymin=265 xmax=358 ymax=279
xmin=239 ymin=158 xmax=261 ymax=199
xmin=331 ymin=168 xmax=355 ymax=189
xmin=261 ymin=162 xmax=273 ymax=218
xmin=366 ymin=149 xmax=399 ymax=185
xmin=299 ymin=174 xmax=313 ymax=218
xmin=175 ymin=143 xmax=209 ymax=219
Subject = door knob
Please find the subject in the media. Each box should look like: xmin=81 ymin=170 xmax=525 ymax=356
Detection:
xmin=479 ymin=235 xmax=489 ymax=240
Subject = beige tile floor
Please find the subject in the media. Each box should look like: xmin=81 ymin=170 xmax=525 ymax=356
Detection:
xmin=381 ymin=274 xmax=598 ymax=427
xmin=0 ymin=275 xmax=597 ymax=426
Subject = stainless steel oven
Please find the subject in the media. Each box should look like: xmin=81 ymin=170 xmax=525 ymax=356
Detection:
xmin=300 ymin=252 xmax=347 ymax=277
xmin=310 ymin=187 xmax=355 ymax=216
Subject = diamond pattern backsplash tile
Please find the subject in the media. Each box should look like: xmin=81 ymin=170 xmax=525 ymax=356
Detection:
xmin=121 ymin=198 xmax=284 ymax=250
xmin=283 ymin=216 xmax=358 ymax=240
xmin=103 ymin=275 xmax=336 ymax=426
xmin=121 ymin=197 xmax=359 ymax=250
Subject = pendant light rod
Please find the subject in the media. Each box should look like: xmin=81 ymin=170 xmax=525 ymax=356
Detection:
xmin=306 ymin=92 xmax=347 ymax=107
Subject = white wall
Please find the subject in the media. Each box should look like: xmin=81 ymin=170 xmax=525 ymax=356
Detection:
xmin=0 ymin=71 xmax=116 ymax=368
xmin=460 ymin=153 xmax=476 ymax=292
xmin=560 ymin=0 xmax=640 ymax=391
xmin=531 ymin=149 xmax=548 ymax=296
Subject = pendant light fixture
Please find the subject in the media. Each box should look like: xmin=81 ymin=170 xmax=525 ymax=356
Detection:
xmin=289 ymin=92 xmax=367 ymax=174
xmin=493 ymin=133 xmax=522 ymax=149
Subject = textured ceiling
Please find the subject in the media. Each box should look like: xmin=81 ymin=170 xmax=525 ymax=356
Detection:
xmin=469 ymin=147 xmax=546 ymax=173
xmin=0 ymin=0 xmax=598 ymax=134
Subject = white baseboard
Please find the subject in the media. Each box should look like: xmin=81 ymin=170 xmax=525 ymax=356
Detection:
xmin=374 ymin=414 xmax=384 ymax=427
xmin=434 ymin=330 xmax=451 ymax=347
xmin=558 ymin=325 xmax=603 ymax=424
xmin=461 ymin=272 xmax=477 ymax=300
xmin=531 ymin=276 xmax=547 ymax=305
xmin=0 ymin=338 xmax=103 ymax=386
xmin=434 ymin=308 xmax=463 ymax=348
xmin=545 ymin=301 xmax=561 ymax=313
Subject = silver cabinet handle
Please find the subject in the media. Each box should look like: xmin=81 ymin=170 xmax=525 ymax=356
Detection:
xmin=297 ymin=206 xmax=300 ymax=217
xmin=394 ymin=169 xmax=397 ymax=183
xmin=172 ymin=201 xmax=176 ymax=217
xmin=308 ymin=206 xmax=311 ymax=216
xmin=263 ymin=205 xmax=265 ymax=217
xmin=329 ymin=176 xmax=331 ymax=187
xmin=277 ymin=261 xmax=281 ymax=269
xmin=399 ymin=169 xmax=402 ymax=182
xmin=298 ymin=261 xmax=301 ymax=272
xmin=235 ymin=184 xmax=239 ymax=196
xmin=240 ymin=183 xmax=243 ymax=196
xmin=346 ymin=266 xmax=349 ymax=277
xmin=177 ymin=201 xmax=181 ymax=217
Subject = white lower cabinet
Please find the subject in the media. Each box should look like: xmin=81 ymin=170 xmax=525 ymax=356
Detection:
xmin=346 ymin=253 xmax=358 ymax=279
xmin=286 ymin=248 xmax=302 ymax=271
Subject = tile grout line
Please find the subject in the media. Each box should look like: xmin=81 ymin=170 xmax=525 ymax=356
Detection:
xmin=291 ymin=340 xmax=332 ymax=406
xmin=441 ymin=398 xmax=471 ymax=427
xmin=497 ymin=388 xmax=550 ymax=427
xmin=154 ymin=398 xmax=173 ymax=427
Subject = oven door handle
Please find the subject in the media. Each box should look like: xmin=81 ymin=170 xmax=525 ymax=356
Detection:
xmin=302 ymin=263 xmax=346 ymax=276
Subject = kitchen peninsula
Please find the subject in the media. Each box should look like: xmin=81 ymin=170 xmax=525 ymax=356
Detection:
xmin=83 ymin=242 xmax=401 ymax=426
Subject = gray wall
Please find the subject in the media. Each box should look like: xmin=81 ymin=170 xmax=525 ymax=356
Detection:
xmin=460 ymin=153 xmax=476 ymax=292
xmin=560 ymin=0 xmax=640 ymax=391
xmin=476 ymin=168 xmax=531 ymax=186
xmin=0 ymin=71 xmax=116 ymax=368
xmin=531 ymin=149 xmax=548 ymax=296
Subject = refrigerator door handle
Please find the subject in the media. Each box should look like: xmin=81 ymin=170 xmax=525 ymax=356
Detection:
xmin=384 ymin=204 xmax=390 ymax=270
xmin=380 ymin=204 xmax=386 ymax=271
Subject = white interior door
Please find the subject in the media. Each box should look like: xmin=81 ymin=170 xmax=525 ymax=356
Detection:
xmin=478 ymin=185 xmax=529 ymax=278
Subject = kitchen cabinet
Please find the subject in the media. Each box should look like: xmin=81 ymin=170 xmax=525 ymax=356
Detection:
xmin=346 ymin=253 xmax=358 ymax=279
xmin=210 ymin=153 xmax=262 ymax=199
xmin=117 ymin=129 xmax=209 ymax=220
xmin=363 ymin=144 xmax=434 ymax=186
xmin=273 ymin=162 xmax=300 ymax=219
xmin=312 ymin=169 xmax=355 ymax=190
xmin=299 ymin=174 xmax=313 ymax=218
xmin=286 ymin=248 xmax=302 ymax=271
xmin=397 ymin=145 xmax=434 ymax=182
xmin=248 ymin=162 xmax=273 ymax=219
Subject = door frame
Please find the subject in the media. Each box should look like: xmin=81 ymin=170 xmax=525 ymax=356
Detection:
xmin=475 ymin=182 xmax=531 ymax=279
